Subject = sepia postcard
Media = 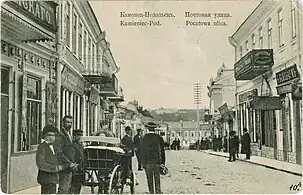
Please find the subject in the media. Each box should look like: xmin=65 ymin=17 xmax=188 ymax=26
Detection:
xmin=0 ymin=0 xmax=302 ymax=194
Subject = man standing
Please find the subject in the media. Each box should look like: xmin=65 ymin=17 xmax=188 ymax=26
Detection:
xmin=134 ymin=129 xmax=144 ymax=171
xmin=71 ymin=129 xmax=84 ymax=194
xmin=228 ymin=131 xmax=239 ymax=162
xmin=241 ymin=128 xmax=251 ymax=159
xmin=121 ymin=126 xmax=134 ymax=184
xmin=142 ymin=122 xmax=165 ymax=194
xmin=55 ymin=115 xmax=77 ymax=194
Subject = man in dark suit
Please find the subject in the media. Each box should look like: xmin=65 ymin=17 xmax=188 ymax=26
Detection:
xmin=36 ymin=125 xmax=63 ymax=194
xmin=134 ymin=129 xmax=144 ymax=171
xmin=71 ymin=129 xmax=84 ymax=194
xmin=55 ymin=115 xmax=77 ymax=194
xmin=121 ymin=126 xmax=134 ymax=183
xmin=142 ymin=122 xmax=165 ymax=194
xmin=241 ymin=128 xmax=252 ymax=159
xmin=228 ymin=131 xmax=239 ymax=162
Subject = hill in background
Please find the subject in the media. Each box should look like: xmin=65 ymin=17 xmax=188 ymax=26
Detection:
xmin=149 ymin=108 xmax=208 ymax=122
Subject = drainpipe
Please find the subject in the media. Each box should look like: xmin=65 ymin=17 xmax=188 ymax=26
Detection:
xmin=228 ymin=36 xmax=237 ymax=153
xmin=56 ymin=1 xmax=62 ymax=129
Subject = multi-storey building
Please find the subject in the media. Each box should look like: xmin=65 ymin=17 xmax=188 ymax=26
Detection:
xmin=206 ymin=64 xmax=236 ymax=138
xmin=168 ymin=121 xmax=211 ymax=148
xmin=0 ymin=1 xmax=124 ymax=192
xmin=229 ymin=0 xmax=302 ymax=164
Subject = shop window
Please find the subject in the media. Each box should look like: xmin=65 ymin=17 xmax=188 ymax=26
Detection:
xmin=21 ymin=76 xmax=42 ymax=151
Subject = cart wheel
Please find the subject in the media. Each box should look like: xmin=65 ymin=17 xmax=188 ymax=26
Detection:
xmin=109 ymin=165 xmax=123 ymax=194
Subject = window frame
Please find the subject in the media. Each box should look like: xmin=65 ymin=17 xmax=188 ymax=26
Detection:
xmin=251 ymin=34 xmax=256 ymax=49
xmin=291 ymin=3 xmax=296 ymax=38
xmin=66 ymin=2 xmax=71 ymax=48
xmin=267 ymin=19 xmax=272 ymax=48
xmin=259 ymin=27 xmax=263 ymax=49
xmin=278 ymin=9 xmax=284 ymax=47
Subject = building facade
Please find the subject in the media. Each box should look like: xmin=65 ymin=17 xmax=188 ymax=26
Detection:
xmin=229 ymin=0 xmax=302 ymax=164
xmin=1 ymin=1 xmax=58 ymax=193
xmin=206 ymin=64 xmax=236 ymax=138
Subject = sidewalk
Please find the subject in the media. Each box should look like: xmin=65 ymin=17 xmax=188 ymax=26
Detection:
xmin=202 ymin=150 xmax=302 ymax=176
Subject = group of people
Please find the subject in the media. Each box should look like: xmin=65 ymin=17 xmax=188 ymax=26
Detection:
xmin=170 ymin=138 xmax=181 ymax=150
xmin=121 ymin=122 xmax=166 ymax=194
xmin=36 ymin=116 xmax=166 ymax=194
xmin=228 ymin=128 xmax=252 ymax=162
xmin=36 ymin=115 xmax=84 ymax=194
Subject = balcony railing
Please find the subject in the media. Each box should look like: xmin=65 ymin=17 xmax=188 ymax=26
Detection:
xmin=234 ymin=49 xmax=274 ymax=80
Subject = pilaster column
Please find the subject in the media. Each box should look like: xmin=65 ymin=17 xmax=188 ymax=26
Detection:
xmin=62 ymin=88 xmax=66 ymax=118
xmin=82 ymin=96 xmax=87 ymax=135
xmin=77 ymin=95 xmax=81 ymax=129
xmin=65 ymin=90 xmax=69 ymax=115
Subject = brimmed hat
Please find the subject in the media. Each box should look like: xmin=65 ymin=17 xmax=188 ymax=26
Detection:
xmin=146 ymin=122 xmax=157 ymax=129
xmin=42 ymin=125 xmax=58 ymax=137
xmin=125 ymin=126 xmax=131 ymax=131
xmin=73 ymin=129 xmax=83 ymax=136
xmin=137 ymin=129 xmax=143 ymax=132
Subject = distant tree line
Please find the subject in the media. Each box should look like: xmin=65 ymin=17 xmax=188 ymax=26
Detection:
xmin=150 ymin=109 xmax=206 ymax=122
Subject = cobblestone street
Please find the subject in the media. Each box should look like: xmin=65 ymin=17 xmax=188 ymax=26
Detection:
xmin=81 ymin=150 xmax=301 ymax=194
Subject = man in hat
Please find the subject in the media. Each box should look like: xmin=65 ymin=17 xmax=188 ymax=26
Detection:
xmin=228 ymin=131 xmax=239 ymax=162
xmin=36 ymin=125 xmax=63 ymax=194
xmin=142 ymin=122 xmax=165 ymax=194
xmin=134 ymin=129 xmax=144 ymax=171
xmin=71 ymin=129 xmax=84 ymax=194
xmin=121 ymin=126 xmax=134 ymax=183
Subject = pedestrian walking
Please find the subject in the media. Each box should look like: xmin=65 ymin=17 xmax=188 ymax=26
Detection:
xmin=142 ymin=122 xmax=166 ymax=194
xmin=55 ymin=115 xmax=78 ymax=194
xmin=121 ymin=126 xmax=134 ymax=184
xmin=134 ymin=129 xmax=144 ymax=171
xmin=70 ymin=129 xmax=84 ymax=194
xmin=228 ymin=131 xmax=239 ymax=162
xmin=36 ymin=125 xmax=63 ymax=194
xmin=241 ymin=128 xmax=251 ymax=160
xmin=177 ymin=138 xmax=181 ymax=150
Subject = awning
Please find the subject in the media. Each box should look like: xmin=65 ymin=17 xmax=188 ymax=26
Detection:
xmin=1 ymin=2 xmax=57 ymax=42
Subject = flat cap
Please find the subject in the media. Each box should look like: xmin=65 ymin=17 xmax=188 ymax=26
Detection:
xmin=42 ymin=125 xmax=58 ymax=136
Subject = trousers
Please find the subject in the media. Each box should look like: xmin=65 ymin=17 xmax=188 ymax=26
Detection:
xmin=40 ymin=183 xmax=56 ymax=194
xmin=58 ymin=172 xmax=72 ymax=194
xmin=145 ymin=164 xmax=161 ymax=194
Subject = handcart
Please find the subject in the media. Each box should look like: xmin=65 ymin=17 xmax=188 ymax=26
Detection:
xmin=81 ymin=136 xmax=136 ymax=194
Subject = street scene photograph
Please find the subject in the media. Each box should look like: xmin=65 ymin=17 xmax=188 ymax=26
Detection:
xmin=0 ymin=0 xmax=302 ymax=194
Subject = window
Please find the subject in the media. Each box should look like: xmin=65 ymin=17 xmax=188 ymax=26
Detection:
xmin=83 ymin=30 xmax=87 ymax=66
xmin=21 ymin=76 xmax=42 ymax=151
xmin=245 ymin=40 xmax=249 ymax=52
xmin=78 ymin=22 xmax=82 ymax=61
xmin=72 ymin=12 xmax=77 ymax=54
xmin=251 ymin=34 xmax=255 ymax=49
xmin=239 ymin=46 xmax=243 ymax=58
xmin=259 ymin=27 xmax=263 ymax=49
xmin=268 ymin=19 xmax=272 ymax=48
xmin=278 ymin=9 xmax=284 ymax=46
xmin=88 ymin=37 xmax=91 ymax=70
xmin=66 ymin=2 xmax=71 ymax=47
xmin=191 ymin=132 xmax=194 ymax=137
xmin=291 ymin=3 xmax=296 ymax=38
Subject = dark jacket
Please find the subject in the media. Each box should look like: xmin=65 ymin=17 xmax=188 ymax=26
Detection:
xmin=72 ymin=141 xmax=84 ymax=182
xmin=134 ymin=134 xmax=144 ymax=152
xmin=142 ymin=133 xmax=165 ymax=165
xmin=36 ymin=141 xmax=59 ymax=184
xmin=229 ymin=136 xmax=239 ymax=153
xmin=241 ymin=132 xmax=251 ymax=154
xmin=121 ymin=134 xmax=134 ymax=157
xmin=54 ymin=129 xmax=75 ymax=173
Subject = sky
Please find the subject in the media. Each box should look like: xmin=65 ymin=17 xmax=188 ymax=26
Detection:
xmin=90 ymin=0 xmax=261 ymax=109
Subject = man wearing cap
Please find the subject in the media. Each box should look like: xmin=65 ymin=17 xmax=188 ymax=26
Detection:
xmin=121 ymin=126 xmax=134 ymax=184
xmin=36 ymin=125 xmax=63 ymax=194
xmin=134 ymin=129 xmax=144 ymax=171
xmin=71 ymin=129 xmax=84 ymax=194
xmin=142 ymin=122 xmax=165 ymax=194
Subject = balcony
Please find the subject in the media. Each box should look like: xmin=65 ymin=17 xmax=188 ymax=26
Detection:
xmin=234 ymin=49 xmax=274 ymax=80
xmin=100 ymin=74 xmax=118 ymax=97
xmin=108 ymin=86 xmax=124 ymax=102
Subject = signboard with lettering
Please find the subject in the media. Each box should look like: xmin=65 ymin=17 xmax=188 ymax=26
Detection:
xmin=61 ymin=66 xmax=85 ymax=96
xmin=276 ymin=84 xmax=293 ymax=95
xmin=276 ymin=64 xmax=300 ymax=85
xmin=5 ymin=1 xmax=57 ymax=34
xmin=239 ymin=89 xmax=258 ymax=103
xmin=234 ymin=49 xmax=274 ymax=80
xmin=251 ymin=96 xmax=282 ymax=110
xmin=218 ymin=103 xmax=229 ymax=115
xmin=89 ymin=87 xmax=99 ymax=104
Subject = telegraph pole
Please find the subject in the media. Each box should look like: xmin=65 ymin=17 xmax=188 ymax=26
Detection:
xmin=194 ymin=83 xmax=202 ymax=130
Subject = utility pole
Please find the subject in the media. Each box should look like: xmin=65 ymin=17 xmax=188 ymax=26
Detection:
xmin=194 ymin=83 xmax=202 ymax=131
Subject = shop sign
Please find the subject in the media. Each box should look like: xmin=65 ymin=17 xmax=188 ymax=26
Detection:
xmin=292 ymin=83 xmax=302 ymax=100
xmin=5 ymin=1 xmax=57 ymax=33
xmin=276 ymin=84 xmax=293 ymax=95
xmin=61 ymin=66 xmax=85 ymax=95
xmin=239 ymin=89 xmax=258 ymax=103
xmin=89 ymin=87 xmax=99 ymax=104
xmin=251 ymin=96 xmax=282 ymax=110
xmin=218 ymin=103 xmax=229 ymax=115
xmin=276 ymin=64 xmax=300 ymax=85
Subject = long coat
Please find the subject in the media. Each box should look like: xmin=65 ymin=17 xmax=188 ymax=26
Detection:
xmin=36 ymin=141 xmax=59 ymax=185
xmin=142 ymin=133 xmax=165 ymax=165
xmin=54 ymin=129 xmax=75 ymax=173
xmin=241 ymin=132 xmax=251 ymax=154
xmin=229 ymin=136 xmax=239 ymax=154
xmin=134 ymin=134 xmax=144 ymax=161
